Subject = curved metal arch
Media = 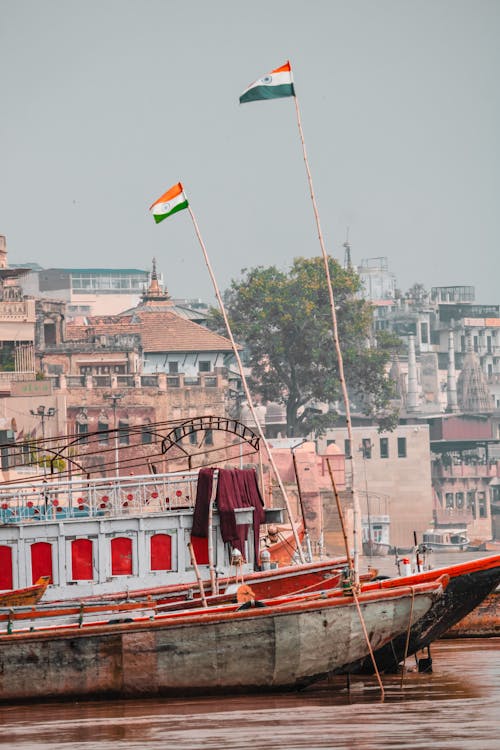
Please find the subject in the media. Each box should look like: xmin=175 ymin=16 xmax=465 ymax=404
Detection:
xmin=161 ymin=416 xmax=260 ymax=456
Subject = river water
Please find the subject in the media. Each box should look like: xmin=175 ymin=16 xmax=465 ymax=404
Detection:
xmin=0 ymin=552 xmax=498 ymax=749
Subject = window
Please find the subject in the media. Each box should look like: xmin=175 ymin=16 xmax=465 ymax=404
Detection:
xmin=198 ymin=360 xmax=211 ymax=373
xmin=397 ymin=437 xmax=407 ymax=458
xmin=467 ymin=491 xmax=476 ymax=519
xmin=189 ymin=430 xmax=197 ymax=446
xmin=97 ymin=420 xmax=109 ymax=445
xmin=205 ymin=429 xmax=213 ymax=446
xmin=420 ymin=322 xmax=429 ymax=345
xmin=478 ymin=492 xmax=487 ymax=518
xmin=445 ymin=493 xmax=454 ymax=508
xmin=118 ymin=419 xmax=129 ymax=446
xmin=76 ymin=414 xmax=88 ymax=445
xmin=174 ymin=427 xmax=183 ymax=445
xmin=168 ymin=361 xmax=179 ymax=374
xmin=361 ymin=438 xmax=372 ymax=459
xmin=379 ymin=437 xmax=389 ymax=459
xmin=344 ymin=439 xmax=351 ymax=458
xmin=455 ymin=492 xmax=464 ymax=509
xmin=141 ymin=426 xmax=153 ymax=445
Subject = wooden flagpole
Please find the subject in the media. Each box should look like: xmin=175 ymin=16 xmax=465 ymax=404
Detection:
xmin=186 ymin=204 xmax=306 ymax=564
xmin=292 ymin=89 xmax=361 ymax=588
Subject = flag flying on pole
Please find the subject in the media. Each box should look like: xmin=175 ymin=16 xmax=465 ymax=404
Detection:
xmin=149 ymin=182 xmax=188 ymax=224
xmin=239 ymin=61 xmax=295 ymax=104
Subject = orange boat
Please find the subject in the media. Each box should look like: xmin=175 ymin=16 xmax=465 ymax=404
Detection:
xmin=261 ymin=521 xmax=305 ymax=566
xmin=0 ymin=577 xmax=50 ymax=607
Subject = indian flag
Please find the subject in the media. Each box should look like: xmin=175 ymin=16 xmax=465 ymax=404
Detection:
xmin=150 ymin=182 xmax=188 ymax=224
xmin=239 ymin=61 xmax=295 ymax=104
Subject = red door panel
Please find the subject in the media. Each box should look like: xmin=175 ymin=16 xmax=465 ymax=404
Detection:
xmin=31 ymin=542 xmax=53 ymax=584
xmin=0 ymin=546 xmax=13 ymax=589
xmin=111 ymin=537 xmax=133 ymax=575
xmin=190 ymin=535 xmax=209 ymax=565
xmin=150 ymin=534 xmax=172 ymax=571
xmin=71 ymin=539 xmax=93 ymax=580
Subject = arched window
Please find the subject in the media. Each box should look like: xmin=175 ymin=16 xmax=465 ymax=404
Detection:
xmin=97 ymin=411 xmax=109 ymax=445
xmin=111 ymin=537 xmax=133 ymax=575
xmin=31 ymin=541 xmax=53 ymax=584
xmin=71 ymin=538 xmax=94 ymax=580
xmin=0 ymin=545 xmax=13 ymax=589
xmin=150 ymin=534 xmax=172 ymax=571
xmin=118 ymin=419 xmax=130 ymax=446
xmin=76 ymin=410 xmax=89 ymax=445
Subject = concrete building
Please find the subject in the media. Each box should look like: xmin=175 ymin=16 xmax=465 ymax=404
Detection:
xmin=357 ymin=257 xmax=396 ymax=302
xmin=19 ymin=265 xmax=154 ymax=317
xmin=318 ymin=424 xmax=434 ymax=550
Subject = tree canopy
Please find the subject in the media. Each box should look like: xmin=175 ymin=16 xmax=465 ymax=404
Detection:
xmin=209 ymin=256 xmax=398 ymax=436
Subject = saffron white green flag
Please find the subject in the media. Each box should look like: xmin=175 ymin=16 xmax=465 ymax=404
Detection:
xmin=150 ymin=182 xmax=188 ymax=224
xmin=239 ymin=61 xmax=295 ymax=104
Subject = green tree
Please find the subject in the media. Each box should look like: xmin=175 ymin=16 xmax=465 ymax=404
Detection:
xmin=209 ymin=256 xmax=398 ymax=436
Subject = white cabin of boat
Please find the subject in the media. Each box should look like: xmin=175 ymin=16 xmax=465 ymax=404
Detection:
xmin=422 ymin=527 xmax=469 ymax=551
xmin=0 ymin=470 xmax=283 ymax=601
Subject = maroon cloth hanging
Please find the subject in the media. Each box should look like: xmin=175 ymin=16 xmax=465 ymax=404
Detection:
xmin=191 ymin=467 xmax=214 ymax=538
xmin=216 ymin=468 xmax=265 ymax=562
xmin=235 ymin=468 xmax=266 ymax=562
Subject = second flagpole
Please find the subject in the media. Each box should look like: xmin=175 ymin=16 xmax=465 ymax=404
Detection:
xmin=292 ymin=91 xmax=361 ymax=587
xmin=187 ymin=203 xmax=306 ymax=564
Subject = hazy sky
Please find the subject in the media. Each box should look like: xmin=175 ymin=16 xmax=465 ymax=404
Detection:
xmin=1 ymin=0 xmax=499 ymax=304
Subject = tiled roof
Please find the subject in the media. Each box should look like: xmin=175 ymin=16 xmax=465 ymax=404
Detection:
xmin=66 ymin=310 xmax=235 ymax=353
xmin=133 ymin=310 xmax=235 ymax=353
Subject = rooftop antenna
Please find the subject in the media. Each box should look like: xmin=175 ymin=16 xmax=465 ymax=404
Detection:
xmin=343 ymin=227 xmax=352 ymax=270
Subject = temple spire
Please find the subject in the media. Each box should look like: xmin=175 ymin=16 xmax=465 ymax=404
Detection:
xmin=141 ymin=259 xmax=171 ymax=304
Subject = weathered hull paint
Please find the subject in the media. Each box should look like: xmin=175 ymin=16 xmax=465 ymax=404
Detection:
xmin=343 ymin=554 xmax=500 ymax=673
xmin=443 ymin=589 xmax=500 ymax=638
xmin=0 ymin=583 xmax=442 ymax=702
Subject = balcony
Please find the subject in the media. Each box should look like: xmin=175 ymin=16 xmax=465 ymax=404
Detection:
xmin=432 ymin=463 xmax=499 ymax=480
xmin=434 ymin=507 xmax=473 ymax=525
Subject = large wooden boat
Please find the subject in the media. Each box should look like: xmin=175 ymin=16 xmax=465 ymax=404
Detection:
xmin=0 ymin=562 xmax=381 ymax=634
xmin=0 ymin=578 xmax=445 ymax=702
xmin=340 ymin=553 xmax=500 ymax=673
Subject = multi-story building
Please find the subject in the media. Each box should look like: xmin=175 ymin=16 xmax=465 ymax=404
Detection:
xmin=317 ymin=424 xmax=434 ymax=551
xmin=19 ymin=265 xmax=155 ymax=317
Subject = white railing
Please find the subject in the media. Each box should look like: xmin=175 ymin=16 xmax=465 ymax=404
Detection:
xmin=0 ymin=471 xmax=201 ymax=523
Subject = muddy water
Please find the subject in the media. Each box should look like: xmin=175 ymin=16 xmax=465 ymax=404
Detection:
xmin=0 ymin=551 xmax=498 ymax=749
xmin=0 ymin=640 xmax=498 ymax=749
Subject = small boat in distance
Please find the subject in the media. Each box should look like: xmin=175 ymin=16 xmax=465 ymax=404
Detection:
xmin=0 ymin=577 xmax=50 ymax=607
xmin=422 ymin=528 xmax=469 ymax=552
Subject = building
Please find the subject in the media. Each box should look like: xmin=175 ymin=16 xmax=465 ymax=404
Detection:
xmin=357 ymin=257 xmax=396 ymax=302
xmin=318 ymin=424 xmax=434 ymax=550
xmin=20 ymin=265 xmax=155 ymax=317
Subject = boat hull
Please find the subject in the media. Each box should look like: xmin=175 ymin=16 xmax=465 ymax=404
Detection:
xmin=0 ymin=583 xmax=441 ymax=702
xmin=343 ymin=554 xmax=500 ymax=673
xmin=0 ymin=577 xmax=50 ymax=607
